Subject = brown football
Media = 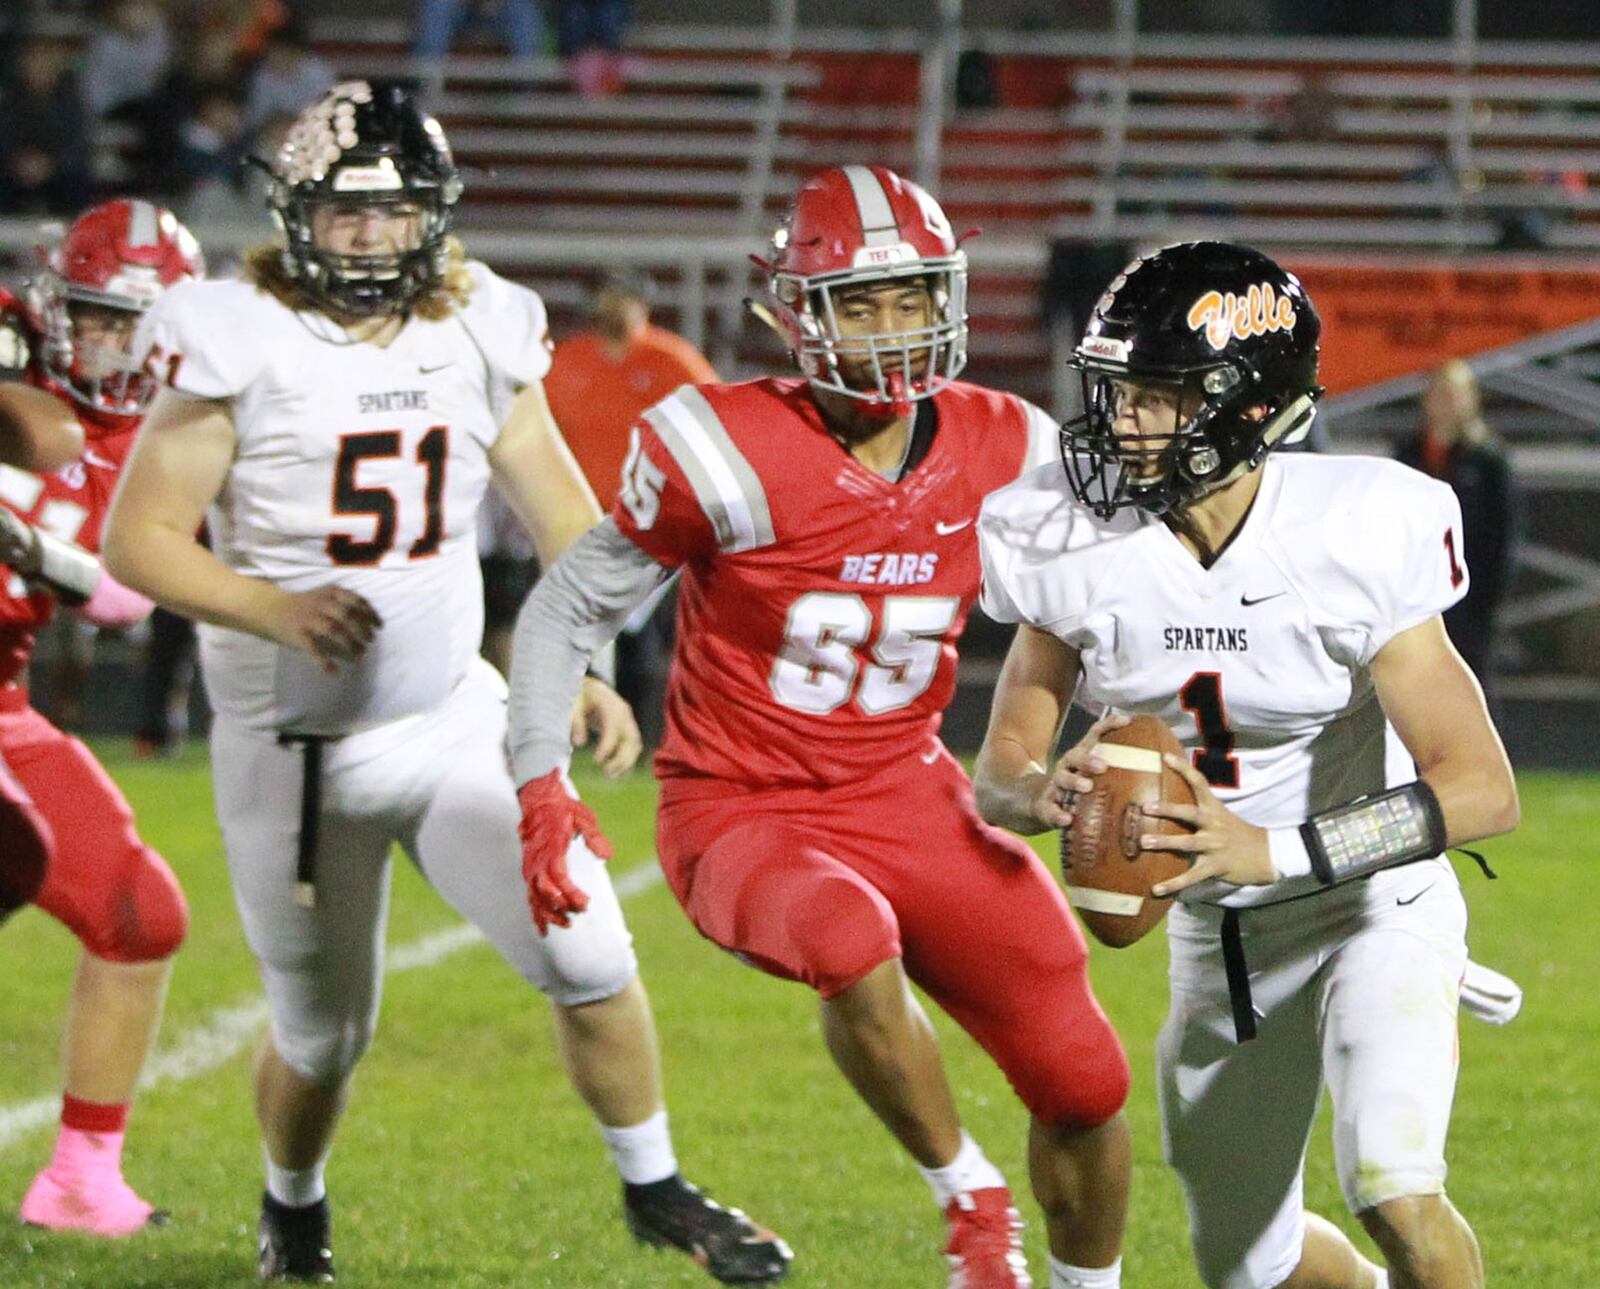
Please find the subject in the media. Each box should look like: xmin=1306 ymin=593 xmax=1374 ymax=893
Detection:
xmin=1059 ymin=715 xmax=1196 ymax=948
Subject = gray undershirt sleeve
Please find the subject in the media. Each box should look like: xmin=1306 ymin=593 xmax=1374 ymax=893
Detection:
xmin=506 ymin=517 xmax=672 ymax=786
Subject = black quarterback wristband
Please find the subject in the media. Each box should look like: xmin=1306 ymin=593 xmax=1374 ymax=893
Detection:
xmin=1300 ymin=780 xmax=1448 ymax=887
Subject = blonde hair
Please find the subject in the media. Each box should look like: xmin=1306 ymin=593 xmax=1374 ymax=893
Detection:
xmin=244 ymin=236 xmax=475 ymax=321
xmin=1425 ymin=358 xmax=1490 ymax=445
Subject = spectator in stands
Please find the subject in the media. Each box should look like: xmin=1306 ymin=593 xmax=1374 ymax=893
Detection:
xmin=134 ymin=606 xmax=198 ymax=758
xmin=0 ymin=4 xmax=30 ymax=87
xmin=544 ymin=271 xmax=715 ymax=742
xmin=547 ymin=272 xmax=716 ymax=510
xmin=182 ymin=108 xmax=293 ymax=229
xmin=0 ymin=36 xmax=93 ymax=217
xmin=144 ymin=22 xmax=244 ymax=196
xmin=1394 ymin=359 xmax=1516 ymax=701
xmin=172 ymin=83 xmax=248 ymax=202
xmin=243 ymin=24 xmax=334 ymax=134
xmin=77 ymin=1 xmax=175 ymax=195
xmin=413 ymin=0 xmax=547 ymax=62
xmin=1264 ymin=72 xmax=1338 ymax=146
xmin=184 ymin=0 xmax=289 ymax=66
xmin=80 ymin=0 xmax=173 ymax=122
xmin=560 ymin=0 xmax=630 ymax=97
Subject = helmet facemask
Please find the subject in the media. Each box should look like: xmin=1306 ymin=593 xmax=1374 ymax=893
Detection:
xmin=32 ymin=275 xmax=160 ymax=418
xmin=1063 ymin=362 xmax=1315 ymax=519
xmin=63 ymin=297 xmax=153 ymax=415
xmin=773 ymin=257 xmax=968 ymax=419
xmin=277 ymin=186 xmax=453 ymax=318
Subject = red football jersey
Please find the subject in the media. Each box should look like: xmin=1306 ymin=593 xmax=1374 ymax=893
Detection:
xmin=612 ymin=377 xmax=1056 ymax=788
xmin=0 ymin=404 xmax=134 ymax=687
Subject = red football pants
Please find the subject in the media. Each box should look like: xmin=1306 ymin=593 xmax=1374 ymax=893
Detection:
xmin=658 ymin=745 xmax=1130 ymax=1128
xmin=0 ymin=693 xmax=187 ymax=962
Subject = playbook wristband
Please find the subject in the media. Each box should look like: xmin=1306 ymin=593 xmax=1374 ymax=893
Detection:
xmin=1297 ymin=780 xmax=1448 ymax=887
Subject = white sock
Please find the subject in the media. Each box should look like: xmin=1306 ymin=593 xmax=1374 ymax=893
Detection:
xmin=1049 ymin=1253 xmax=1122 ymax=1289
xmin=1372 ymin=1271 xmax=1390 ymax=1289
xmin=600 ymin=1109 xmax=678 ymax=1185
xmin=264 ymin=1148 xmax=327 ymax=1208
xmin=917 ymin=1131 xmax=1008 ymax=1207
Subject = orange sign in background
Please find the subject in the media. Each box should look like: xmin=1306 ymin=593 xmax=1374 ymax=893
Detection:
xmin=1286 ymin=262 xmax=1600 ymax=396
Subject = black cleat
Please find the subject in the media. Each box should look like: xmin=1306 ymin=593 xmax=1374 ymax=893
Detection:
xmin=623 ymin=1174 xmax=793 ymax=1284
xmin=258 ymin=1192 xmax=335 ymax=1283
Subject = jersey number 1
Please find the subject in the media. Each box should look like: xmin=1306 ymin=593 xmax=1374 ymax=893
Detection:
xmin=1179 ymin=671 xmax=1240 ymax=788
xmin=328 ymin=428 xmax=448 ymax=566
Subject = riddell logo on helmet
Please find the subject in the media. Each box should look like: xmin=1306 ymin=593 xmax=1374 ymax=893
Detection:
xmin=851 ymin=244 xmax=919 ymax=269
xmin=333 ymin=164 xmax=404 ymax=193
xmin=1079 ymin=335 xmax=1130 ymax=363
xmin=1186 ymin=283 xmax=1297 ymax=352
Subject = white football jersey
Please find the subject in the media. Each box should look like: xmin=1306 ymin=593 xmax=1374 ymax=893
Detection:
xmin=978 ymin=452 xmax=1469 ymax=909
xmin=136 ymin=262 xmax=552 ymax=735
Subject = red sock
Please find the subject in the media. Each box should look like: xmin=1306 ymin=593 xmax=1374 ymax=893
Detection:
xmin=61 ymin=1095 xmax=129 ymax=1135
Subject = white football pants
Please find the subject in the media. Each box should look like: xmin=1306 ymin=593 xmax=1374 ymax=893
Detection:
xmin=210 ymin=657 xmax=637 ymax=1085
xmin=1157 ymin=858 xmax=1468 ymax=1289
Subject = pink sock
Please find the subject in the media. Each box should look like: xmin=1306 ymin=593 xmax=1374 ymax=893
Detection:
xmin=55 ymin=1096 xmax=131 ymax=1177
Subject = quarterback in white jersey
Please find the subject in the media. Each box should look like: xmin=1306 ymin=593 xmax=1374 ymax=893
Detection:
xmin=973 ymin=243 xmax=1518 ymax=1289
xmin=103 ymin=81 xmax=790 ymax=1285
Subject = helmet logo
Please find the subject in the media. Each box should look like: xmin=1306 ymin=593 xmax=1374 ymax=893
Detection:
xmin=850 ymin=243 xmax=918 ymax=269
xmin=1187 ymin=283 xmax=1296 ymax=352
xmin=1079 ymin=335 xmax=1130 ymax=364
xmin=332 ymin=160 xmax=404 ymax=193
xmin=101 ymin=264 xmax=163 ymax=307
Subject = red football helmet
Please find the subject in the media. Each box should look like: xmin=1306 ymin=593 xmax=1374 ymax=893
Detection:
xmin=28 ymin=199 xmax=204 ymax=428
xmin=757 ymin=165 xmax=969 ymax=416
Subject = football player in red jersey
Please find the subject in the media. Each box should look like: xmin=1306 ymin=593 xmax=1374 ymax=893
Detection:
xmin=506 ymin=166 xmax=1133 ymax=1289
xmin=0 ymin=199 xmax=203 ymax=1237
xmin=0 ymin=383 xmax=82 ymax=921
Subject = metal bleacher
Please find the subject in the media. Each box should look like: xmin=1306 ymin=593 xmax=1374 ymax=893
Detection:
xmin=271 ymin=21 xmax=1600 ymax=400
xmin=2 ymin=14 xmax=1598 ymax=732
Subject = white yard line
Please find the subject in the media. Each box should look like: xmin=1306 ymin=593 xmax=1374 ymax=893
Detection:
xmin=0 ymin=862 xmax=664 ymax=1153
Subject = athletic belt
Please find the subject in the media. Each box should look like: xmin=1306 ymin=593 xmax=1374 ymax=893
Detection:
xmin=1213 ymin=844 xmax=1498 ymax=1046
xmin=276 ymin=733 xmax=329 ymax=909
xmin=1219 ymin=909 xmax=1257 ymax=1043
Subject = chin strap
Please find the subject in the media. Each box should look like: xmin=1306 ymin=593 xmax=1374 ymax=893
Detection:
xmin=884 ymin=370 xmax=913 ymax=420
xmin=1171 ymin=391 xmax=1324 ymax=512
xmin=1262 ymin=392 xmax=1321 ymax=449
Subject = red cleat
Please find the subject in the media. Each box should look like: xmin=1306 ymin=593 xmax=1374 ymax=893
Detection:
xmin=943 ymin=1188 xmax=1033 ymax=1289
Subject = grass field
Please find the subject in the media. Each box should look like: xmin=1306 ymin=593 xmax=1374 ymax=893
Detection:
xmin=0 ymin=743 xmax=1594 ymax=1288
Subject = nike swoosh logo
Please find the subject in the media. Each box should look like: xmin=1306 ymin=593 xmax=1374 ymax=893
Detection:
xmin=418 ymin=362 xmax=454 ymax=375
xmin=82 ymin=449 xmax=117 ymax=470
xmin=934 ymin=519 xmax=972 ymax=536
xmin=1396 ymin=884 xmax=1434 ymax=906
xmin=1240 ymin=591 xmax=1286 ymax=607
xmin=919 ymin=744 xmax=941 ymax=764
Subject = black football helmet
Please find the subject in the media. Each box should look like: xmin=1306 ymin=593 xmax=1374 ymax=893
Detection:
xmin=266 ymin=80 xmax=462 ymax=317
xmin=1061 ymin=241 xmax=1322 ymax=517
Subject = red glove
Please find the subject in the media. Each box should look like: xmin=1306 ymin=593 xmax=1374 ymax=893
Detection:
xmin=516 ymin=770 xmax=614 ymax=936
